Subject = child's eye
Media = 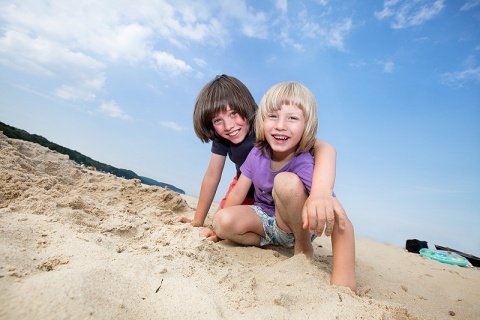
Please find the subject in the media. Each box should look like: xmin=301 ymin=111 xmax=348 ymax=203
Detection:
xmin=212 ymin=118 xmax=222 ymax=125
xmin=229 ymin=111 xmax=238 ymax=117
xmin=289 ymin=116 xmax=299 ymax=121
xmin=267 ymin=113 xmax=277 ymax=119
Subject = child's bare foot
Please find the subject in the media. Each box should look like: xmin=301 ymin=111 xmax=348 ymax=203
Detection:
xmin=294 ymin=248 xmax=314 ymax=259
xmin=294 ymin=242 xmax=314 ymax=259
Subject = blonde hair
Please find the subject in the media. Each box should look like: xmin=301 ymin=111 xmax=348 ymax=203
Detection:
xmin=193 ymin=75 xmax=257 ymax=143
xmin=255 ymin=82 xmax=318 ymax=156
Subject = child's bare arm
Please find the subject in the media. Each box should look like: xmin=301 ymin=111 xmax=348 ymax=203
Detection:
xmin=330 ymin=213 xmax=356 ymax=292
xmin=223 ymin=174 xmax=252 ymax=208
xmin=304 ymin=140 xmax=347 ymax=236
xmin=178 ymin=153 xmax=225 ymax=227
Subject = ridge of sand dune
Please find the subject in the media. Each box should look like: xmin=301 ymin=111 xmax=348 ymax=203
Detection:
xmin=1 ymin=133 xmax=478 ymax=319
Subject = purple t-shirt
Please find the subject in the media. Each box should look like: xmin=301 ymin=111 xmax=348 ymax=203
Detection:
xmin=240 ymin=147 xmax=314 ymax=217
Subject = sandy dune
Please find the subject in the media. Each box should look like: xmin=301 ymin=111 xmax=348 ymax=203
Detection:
xmin=1 ymin=133 xmax=478 ymax=319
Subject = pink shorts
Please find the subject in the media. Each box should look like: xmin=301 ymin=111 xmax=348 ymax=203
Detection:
xmin=219 ymin=176 xmax=255 ymax=208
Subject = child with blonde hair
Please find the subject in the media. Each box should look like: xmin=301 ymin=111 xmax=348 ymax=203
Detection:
xmin=206 ymin=81 xmax=356 ymax=292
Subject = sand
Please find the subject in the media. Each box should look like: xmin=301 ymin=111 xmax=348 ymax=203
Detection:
xmin=1 ymin=132 xmax=479 ymax=320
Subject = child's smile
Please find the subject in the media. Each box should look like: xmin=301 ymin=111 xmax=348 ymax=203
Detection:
xmin=272 ymin=134 xmax=290 ymax=142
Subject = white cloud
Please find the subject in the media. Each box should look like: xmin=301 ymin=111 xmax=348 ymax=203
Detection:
xmin=145 ymin=1 xmax=229 ymax=45
xmin=0 ymin=30 xmax=56 ymax=77
xmin=275 ymin=0 xmax=288 ymax=14
xmin=160 ymin=121 xmax=186 ymax=131
xmin=375 ymin=59 xmax=395 ymax=73
xmin=152 ymin=51 xmax=192 ymax=75
xmin=440 ymin=55 xmax=480 ymax=86
xmin=460 ymin=0 xmax=480 ymax=11
xmin=194 ymin=58 xmax=207 ymax=68
xmin=325 ymin=18 xmax=353 ymax=51
xmin=56 ymin=86 xmax=97 ymax=102
xmin=381 ymin=60 xmax=395 ymax=73
xmin=375 ymin=0 xmax=445 ymax=29
xmin=278 ymin=24 xmax=304 ymax=51
xmin=441 ymin=67 xmax=480 ymax=86
xmin=10 ymin=82 xmax=55 ymax=101
xmin=0 ymin=29 xmax=105 ymax=101
xmin=0 ymin=0 xmax=235 ymax=104
xmin=0 ymin=0 xmax=357 ymax=107
xmin=374 ymin=0 xmax=400 ymax=20
xmin=0 ymin=0 xmax=230 ymax=51
xmin=299 ymin=12 xmax=353 ymax=51
xmin=413 ymin=36 xmax=430 ymax=43
xmin=97 ymin=101 xmax=131 ymax=120
xmin=105 ymin=24 xmax=152 ymax=62
xmin=219 ymin=1 xmax=269 ymax=39
xmin=271 ymin=1 xmax=356 ymax=52
xmin=349 ymin=60 xmax=367 ymax=68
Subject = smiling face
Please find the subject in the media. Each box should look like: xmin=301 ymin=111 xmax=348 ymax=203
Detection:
xmin=211 ymin=106 xmax=250 ymax=144
xmin=263 ymin=103 xmax=306 ymax=161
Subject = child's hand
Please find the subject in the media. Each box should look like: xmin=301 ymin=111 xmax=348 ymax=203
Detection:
xmin=199 ymin=227 xmax=222 ymax=242
xmin=176 ymin=216 xmax=203 ymax=227
xmin=301 ymin=193 xmax=346 ymax=236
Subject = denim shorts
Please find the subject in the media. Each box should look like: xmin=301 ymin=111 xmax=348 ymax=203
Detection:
xmin=249 ymin=205 xmax=316 ymax=248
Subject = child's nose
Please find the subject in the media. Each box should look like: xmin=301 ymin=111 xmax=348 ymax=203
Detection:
xmin=275 ymin=118 xmax=286 ymax=130
xmin=224 ymin=118 xmax=234 ymax=130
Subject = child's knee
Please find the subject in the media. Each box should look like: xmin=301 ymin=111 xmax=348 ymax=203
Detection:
xmin=273 ymin=172 xmax=304 ymax=198
xmin=212 ymin=210 xmax=234 ymax=234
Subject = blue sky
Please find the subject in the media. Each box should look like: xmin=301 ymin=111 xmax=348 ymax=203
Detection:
xmin=1 ymin=0 xmax=479 ymax=257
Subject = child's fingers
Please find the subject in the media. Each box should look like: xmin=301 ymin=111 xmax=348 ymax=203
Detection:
xmin=176 ymin=216 xmax=191 ymax=223
xmin=303 ymin=202 xmax=328 ymax=236
xmin=302 ymin=204 xmax=322 ymax=235
xmin=301 ymin=206 xmax=309 ymax=230
xmin=333 ymin=198 xmax=347 ymax=230
xmin=336 ymin=210 xmax=346 ymax=230
xmin=315 ymin=212 xmax=326 ymax=236
xmin=323 ymin=208 xmax=335 ymax=237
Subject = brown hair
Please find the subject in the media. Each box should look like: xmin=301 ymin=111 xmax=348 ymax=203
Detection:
xmin=255 ymin=82 xmax=318 ymax=156
xmin=193 ymin=75 xmax=258 ymax=143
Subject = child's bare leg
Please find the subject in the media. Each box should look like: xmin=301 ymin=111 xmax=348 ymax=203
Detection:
xmin=330 ymin=215 xmax=357 ymax=292
xmin=212 ymin=205 xmax=265 ymax=246
xmin=272 ymin=172 xmax=313 ymax=258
